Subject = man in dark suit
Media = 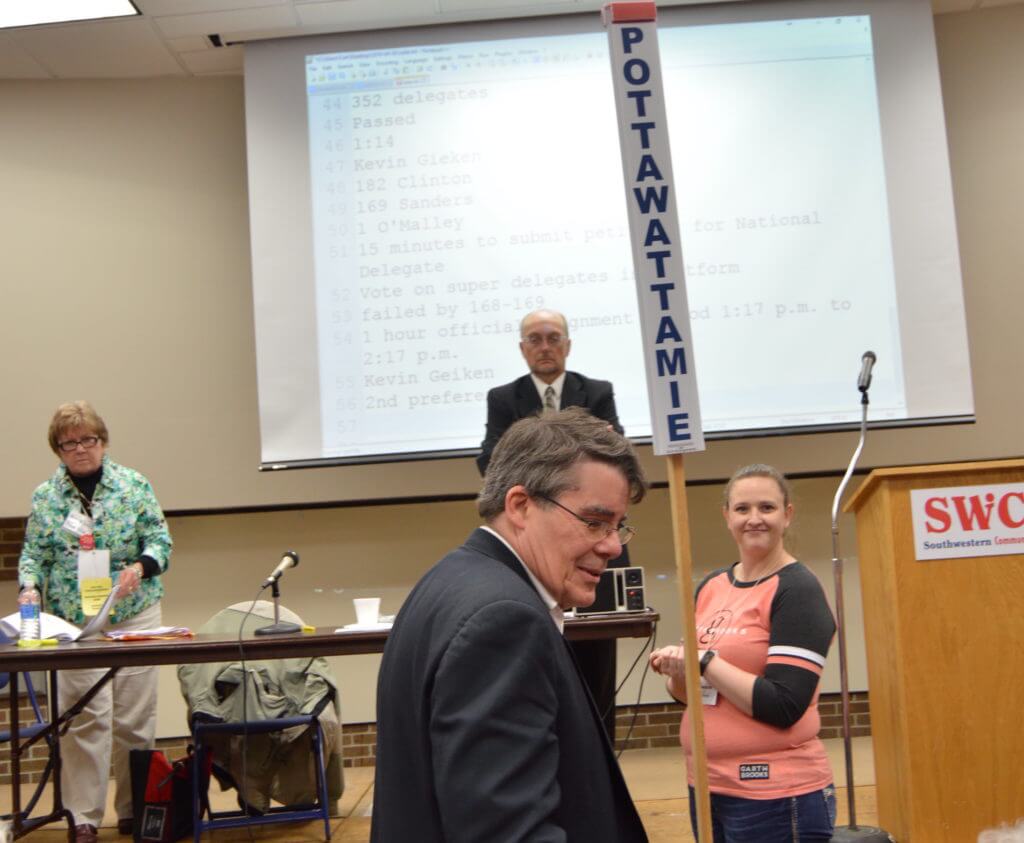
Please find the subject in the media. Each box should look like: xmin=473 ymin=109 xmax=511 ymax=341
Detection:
xmin=477 ymin=308 xmax=628 ymax=741
xmin=476 ymin=309 xmax=622 ymax=475
xmin=371 ymin=409 xmax=648 ymax=842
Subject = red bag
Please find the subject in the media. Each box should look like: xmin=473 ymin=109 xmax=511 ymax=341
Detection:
xmin=129 ymin=748 xmax=209 ymax=842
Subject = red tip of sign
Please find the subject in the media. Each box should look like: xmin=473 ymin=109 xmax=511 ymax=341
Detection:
xmin=601 ymin=2 xmax=658 ymax=24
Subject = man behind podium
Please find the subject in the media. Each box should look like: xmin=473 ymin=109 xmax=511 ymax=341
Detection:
xmin=476 ymin=309 xmax=622 ymax=475
xmin=477 ymin=308 xmax=628 ymax=741
xmin=371 ymin=409 xmax=649 ymax=842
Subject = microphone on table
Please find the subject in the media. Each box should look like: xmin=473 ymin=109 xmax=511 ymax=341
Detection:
xmin=262 ymin=551 xmax=299 ymax=588
xmin=857 ymin=351 xmax=877 ymax=393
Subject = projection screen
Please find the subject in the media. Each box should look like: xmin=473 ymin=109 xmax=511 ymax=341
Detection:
xmin=244 ymin=0 xmax=972 ymax=469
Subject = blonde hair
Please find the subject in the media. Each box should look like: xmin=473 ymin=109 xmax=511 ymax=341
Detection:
xmin=47 ymin=401 xmax=109 ymax=455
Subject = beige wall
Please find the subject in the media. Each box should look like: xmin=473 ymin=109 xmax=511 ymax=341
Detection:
xmin=0 ymin=6 xmax=1020 ymax=734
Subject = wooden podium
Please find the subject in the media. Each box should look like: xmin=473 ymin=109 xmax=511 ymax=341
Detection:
xmin=846 ymin=459 xmax=1024 ymax=842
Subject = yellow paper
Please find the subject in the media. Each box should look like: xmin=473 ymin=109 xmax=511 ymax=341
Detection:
xmin=81 ymin=577 xmax=114 ymax=617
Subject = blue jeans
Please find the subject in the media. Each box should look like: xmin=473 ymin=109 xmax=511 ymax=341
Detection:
xmin=688 ymin=785 xmax=836 ymax=842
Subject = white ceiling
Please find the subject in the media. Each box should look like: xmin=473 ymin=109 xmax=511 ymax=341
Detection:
xmin=0 ymin=0 xmax=1017 ymax=79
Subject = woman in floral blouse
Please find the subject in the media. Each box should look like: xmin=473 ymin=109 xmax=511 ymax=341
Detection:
xmin=18 ymin=401 xmax=172 ymax=843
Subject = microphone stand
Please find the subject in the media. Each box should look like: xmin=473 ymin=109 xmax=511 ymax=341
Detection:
xmin=253 ymin=579 xmax=301 ymax=636
xmin=829 ymin=376 xmax=893 ymax=842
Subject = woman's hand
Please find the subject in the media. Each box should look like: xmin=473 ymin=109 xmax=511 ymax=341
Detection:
xmin=649 ymin=644 xmax=687 ymax=680
xmin=650 ymin=644 xmax=689 ymax=704
xmin=116 ymin=563 xmax=144 ymax=600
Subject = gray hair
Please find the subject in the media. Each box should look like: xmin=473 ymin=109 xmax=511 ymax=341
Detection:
xmin=723 ymin=463 xmax=791 ymax=507
xmin=477 ymin=406 xmax=646 ymax=520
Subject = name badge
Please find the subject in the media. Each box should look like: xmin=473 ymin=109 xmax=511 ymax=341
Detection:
xmin=63 ymin=510 xmax=94 ymax=537
xmin=700 ymin=677 xmax=718 ymax=706
xmin=78 ymin=549 xmax=112 ymax=616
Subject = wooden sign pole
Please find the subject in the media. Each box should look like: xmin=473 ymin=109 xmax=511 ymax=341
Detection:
xmin=667 ymin=453 xmax=712 ymax=842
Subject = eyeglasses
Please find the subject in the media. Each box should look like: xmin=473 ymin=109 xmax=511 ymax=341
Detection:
xmin=522 ymin=333 xmax=566 ymax=348
xmin=537 ymin=495 xmax=635 ymax=545
xmin=58 ymin=436 xmax=100 ymax=453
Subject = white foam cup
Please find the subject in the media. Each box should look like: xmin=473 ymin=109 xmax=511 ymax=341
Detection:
xmin=354 ymin=597 xmax=381 ymax=626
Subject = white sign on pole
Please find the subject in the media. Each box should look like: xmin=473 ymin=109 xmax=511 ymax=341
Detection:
xmin=603 ymin=2 xmax=705 ymax=456
xmin=910 ymin=482 xmax=1024 ymax=560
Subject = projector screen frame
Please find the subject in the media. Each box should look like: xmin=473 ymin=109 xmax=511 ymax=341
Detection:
xmin=257 ymin=413 xmax=975 ymax=472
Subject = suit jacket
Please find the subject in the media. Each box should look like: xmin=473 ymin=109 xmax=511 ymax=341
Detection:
xmin=476 ymin=371 xmax=622 ymax=475
xmin=370 ymin=529 xmax=648 ymax=843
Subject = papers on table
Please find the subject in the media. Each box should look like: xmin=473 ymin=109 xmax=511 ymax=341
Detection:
xmin=335 ymin=622 xmax=393 ymax=633
xmin=1 ymin=611 xmax=81 ymax=642
xmin=1 ymin=585 xmax=119 ymax=642
xmin=104 ymin=626 xmax=193 ymax=641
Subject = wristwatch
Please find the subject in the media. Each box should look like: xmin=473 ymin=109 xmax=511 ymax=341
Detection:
xmin=699 ymin=649 xmax=717 ymax=676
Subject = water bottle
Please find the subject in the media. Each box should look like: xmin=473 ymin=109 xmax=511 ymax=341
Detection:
xmin=19 ymin=588 xmax=41 ymax=641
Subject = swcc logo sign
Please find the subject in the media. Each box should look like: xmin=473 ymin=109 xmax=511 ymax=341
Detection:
xmin=910 ymin=482 xmax=1024 ymax=560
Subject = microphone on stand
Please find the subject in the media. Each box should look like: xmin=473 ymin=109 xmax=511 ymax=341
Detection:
xmin=255 ymin=551 xmax=302 ymax=636
xmin=857 ymin=351 xmax=876 ymax=393
xmin=262 ymin=551 xmax=299 ymax=588
xmin=829 ymin=354 xmax=893 ymax=843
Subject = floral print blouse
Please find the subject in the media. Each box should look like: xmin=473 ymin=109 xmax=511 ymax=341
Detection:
xmin=18 ymin=456 xmax=172 ymax=626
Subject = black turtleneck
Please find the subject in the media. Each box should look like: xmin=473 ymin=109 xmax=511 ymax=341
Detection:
xmin=69 ymin=465 xmax=103 ymax=502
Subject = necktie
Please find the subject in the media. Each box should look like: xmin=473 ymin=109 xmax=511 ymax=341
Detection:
xmin=544 ymin=386 xmax=557 ymax=413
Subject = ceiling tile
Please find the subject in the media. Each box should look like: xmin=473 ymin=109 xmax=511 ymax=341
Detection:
xmin=295 ymin=0 xmax=440 ymax=28
xmin=166 ymin=34 xmax=214 ymax=52
xmin=438 ymin=0 xmax=570 ymax=12
xmin=10 ymin=18 xmax=185 ymax=78
xmin=154 ymin=5 xmax=297 ymax=39
xmin=0 ymin=32 xmax=52 ymax=78
xmin=135 ymin=0 xmax=286 ymax=14
xmin=177 ymin=43 xmax=244 ymax=73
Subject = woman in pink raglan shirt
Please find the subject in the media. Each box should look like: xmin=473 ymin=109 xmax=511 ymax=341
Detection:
xmin=650 ymin=464 xmax=837 ymax=842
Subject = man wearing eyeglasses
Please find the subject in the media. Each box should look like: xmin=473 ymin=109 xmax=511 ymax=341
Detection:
xmin=476 ymin=308 xmax=622 ymax=476
xmin=372 ymin=409 xmax=648 ymax=842
xmin=477 ymin=308 xmax=628 ymax=742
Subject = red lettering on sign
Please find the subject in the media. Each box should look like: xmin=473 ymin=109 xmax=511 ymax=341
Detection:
xmin=997 ymin=492 xmax=1024 ymax=528
xmin=924 ymin=497 xmax=951 ymax=533
xmin=951 ymin=494 xmax=995 ymax=531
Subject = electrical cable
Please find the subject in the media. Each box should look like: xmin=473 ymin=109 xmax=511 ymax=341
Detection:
xmin=231 ymin=584 xmax=267 ymax=841
xmin=611 ymin=616 xmax=657 ymax=760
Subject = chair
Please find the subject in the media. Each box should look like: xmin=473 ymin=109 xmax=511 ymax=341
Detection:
xmin=190 ymin=714 xmax=332 ymax=842
xmin=0 ymin=632 xmax=73 ymax=838
xmin=178 ymin=603 xmax=339 ymax=842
